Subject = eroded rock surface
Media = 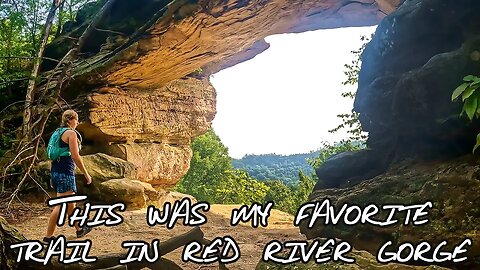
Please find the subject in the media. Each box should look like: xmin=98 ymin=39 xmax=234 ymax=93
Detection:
xmin=302 ymin=155 xmax=480 ymax=268
xmin=71 ymin=77 xmax=211 ymax=206
xmin=308 ymin=4 xmax=480 ymax=267
xmin=78 ymin=77 xmax=215 ymax=144
xmin=43 ymin=0 xmax=403 ymax=88
xmin=74 ymin=153 xmax=137 ymax=183
xmin=104 ymin=143 xmax=192 ymax=187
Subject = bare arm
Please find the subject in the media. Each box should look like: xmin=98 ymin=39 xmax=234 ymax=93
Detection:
xmin=66 ymin=130 xmax=91 ymax=184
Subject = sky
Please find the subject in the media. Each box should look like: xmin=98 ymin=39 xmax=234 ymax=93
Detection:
xmin=210 ymin=26 xmax=377 ymax=159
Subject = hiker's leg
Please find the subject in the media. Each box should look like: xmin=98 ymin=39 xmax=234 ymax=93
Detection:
xmin=67 ymin=200 xmax=81 ymax=231
xmin=45 ymin=190 xmax=75 ymax=237
xmin=46 ymin=205 xmax=61 ymax=237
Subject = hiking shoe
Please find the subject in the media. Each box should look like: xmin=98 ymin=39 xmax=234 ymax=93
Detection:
xmin=43 ymin=236 xmax=55 ymax=245
xmin=76 ymin=225 xmax=92 ymax=238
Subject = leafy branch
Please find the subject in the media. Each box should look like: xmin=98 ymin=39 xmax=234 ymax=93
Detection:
xmin=328 ymin=34 xmax=372 ymax=142
xmin=451 ymin=75 xmax=480 ymax=152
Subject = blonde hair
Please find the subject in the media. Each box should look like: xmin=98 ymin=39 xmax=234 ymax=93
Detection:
xmin=61 ymin=110 xmax=78 ymax=127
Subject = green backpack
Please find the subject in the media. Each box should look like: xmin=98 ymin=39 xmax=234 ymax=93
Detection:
xmin=46 ymin=128 xmax=71 ymax=160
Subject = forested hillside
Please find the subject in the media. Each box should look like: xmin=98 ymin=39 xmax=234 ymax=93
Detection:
xmin=232 ymin=152 xmax=318 ymax=186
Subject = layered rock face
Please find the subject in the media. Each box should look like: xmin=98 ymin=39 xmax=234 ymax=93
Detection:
xmin=43 ymin=0 xmax=403 ymax=87
xmin=79 ymin=78 xmax=215 ymax=144
xmin=76 ymin=76 xmax=213 ymax=192
xmin=72 ymin=77 xmax=212 ymax=208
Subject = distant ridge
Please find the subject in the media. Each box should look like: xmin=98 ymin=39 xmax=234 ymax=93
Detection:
xmin=232 ymin=152 xmax=319 ymax=186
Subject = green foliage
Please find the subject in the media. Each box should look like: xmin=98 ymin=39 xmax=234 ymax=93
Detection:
xmin=295 ymin=171 xmax=315 ymax=203
xmin=263 ymin=180 xmax=297 ymax=213
xmin=342 ymin=35 xmax=371 ymax=88
xmin=232 ymin=152 xmax=318 ymax=186
xmin=176 ymin=130 xmax=320 ymax=214
xmin=329 ymin=35 xmax=372 ymax=142
xmin=0 ymin=132 xmax=15 ymax=158
xmin=216 ymin=169 xmax=269 ymax=204
xmin=194 ymin=67 xmax=203 ymax=74
xmin=0 ymin=0 xmax=93 ymax=136
xmin=175 ymin=130 xmax=232 ymax=202
xmin=175 ymin=130 xmax=269 ymax=204
xmin=0 ymin=0 xmax=91 ymax=91
xmin=451 ymin=74 xmax=480 ymax=152
xmin=262 ymin=171 xmax=316 ymax=215
xmin=307 ymin=140 xmax=364 ymax=169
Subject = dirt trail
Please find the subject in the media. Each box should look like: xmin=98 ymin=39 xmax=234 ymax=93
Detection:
xmin=11 ymin=204 xmax=304 ymax=270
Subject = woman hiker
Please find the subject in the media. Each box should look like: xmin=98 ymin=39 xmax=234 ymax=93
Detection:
xmin=43 ymin=109 xmax=93 ymax=244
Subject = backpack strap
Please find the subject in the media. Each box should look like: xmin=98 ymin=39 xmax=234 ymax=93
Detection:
xmin=57 ymin=127 xmax=70 ymax=147
xmin=74 ymin=129 xmax=82 ymax=144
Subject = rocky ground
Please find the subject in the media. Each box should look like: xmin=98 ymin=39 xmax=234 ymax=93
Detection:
xmin=2 ymin=199 xmax=454 ymax=269
xmin=6 ymin=203 xmax=302 ymax=270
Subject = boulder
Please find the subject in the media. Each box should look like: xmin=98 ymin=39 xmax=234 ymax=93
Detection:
xmin=158 ymin=191 xmax=197 ymax=207
xmin=103 ymin=143 xmax=192 ymax=187
xmin=314 ymin=149 xmax=392 ymax=189
xmin=98 ymin=178 xmax=164 ymax=209
xmin=0 ymin=217 xmax=27 ymax=270
xmin=302 ymin=155 xmax=480 ymax=269
xmin=74 ymin=153 xmax=137 ymax=183
xmin=38 ymin=153 xmax=138 ymax=200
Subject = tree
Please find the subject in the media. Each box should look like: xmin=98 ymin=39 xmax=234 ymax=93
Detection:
xmin=23 ymin=0 xmax=65 ymax=138
xmin=175 ymin=130 xmax=233 ymax=202
xmin=263 ymin=180 xmax=296 ymax=214
xmin=217 ymin=169 xmax=268 ymax=204
xmin=294 ymin=170 xmax=314 ymax=204
xmin=1 ymin=0 xmax=117 ymax=204
xmin=176 ymin=130 xmax=269 ymax=204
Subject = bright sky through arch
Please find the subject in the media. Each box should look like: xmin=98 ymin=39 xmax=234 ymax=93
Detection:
xmin=211 ymin=26 xmax=377 ymax=159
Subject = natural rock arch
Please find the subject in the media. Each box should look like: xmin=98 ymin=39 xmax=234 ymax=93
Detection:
xmin=39 ymin=0 xmax=404 ymax=207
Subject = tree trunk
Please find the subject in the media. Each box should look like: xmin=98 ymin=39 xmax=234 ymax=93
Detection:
xmin=55 ymin=1 xmax=65 ymax=38
xmin=22 ymin=0 xmax=63 ymax=139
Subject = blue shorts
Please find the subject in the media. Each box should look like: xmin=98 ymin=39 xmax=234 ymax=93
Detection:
xmin=51 ymin=172 xmax=77 ymax=193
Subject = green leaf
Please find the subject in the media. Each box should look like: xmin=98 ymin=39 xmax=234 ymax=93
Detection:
xmin=461 ymin=105 xmax=466 ymax=116
xmin=452 ymin=83 xmax=469 ymax=100
xmin=464 ymin=96 xmax=478 ymax=120
xmin=473 ymin=133 xmax=480 ymax=153
xmin=462 ymin=85 xmax=477 ymax=101
xmin=464 ymin=75 xmax=477 ymax=82
xmin=472 ymin=80 xmax=480 ymax=88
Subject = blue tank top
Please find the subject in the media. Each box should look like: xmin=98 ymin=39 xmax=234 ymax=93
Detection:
xmin=51 ymin=131 xmax=75 ymax=175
